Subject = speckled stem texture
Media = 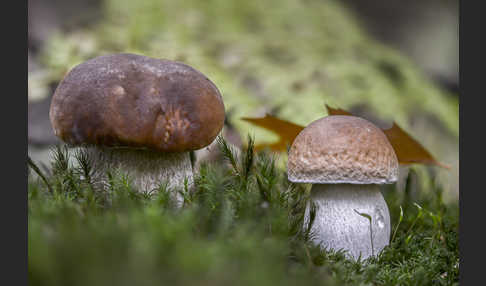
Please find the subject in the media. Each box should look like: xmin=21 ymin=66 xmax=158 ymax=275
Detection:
xmin=86 ymin=146 xmax=193 ymax=206
xmin=304 ymin=184 xmax=391 ymax=261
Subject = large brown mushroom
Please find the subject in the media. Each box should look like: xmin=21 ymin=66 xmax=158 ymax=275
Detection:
xmin=50 ymin=53 xmax=225 ymax=204
xmin=287 ymin=115 xmax=398 ymax=260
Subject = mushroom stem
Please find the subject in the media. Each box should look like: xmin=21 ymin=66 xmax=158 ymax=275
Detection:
xmin=85 ymin=146 xmax=193 ymax=207
xmin=304 ymin=184 xmax=390 ymax=260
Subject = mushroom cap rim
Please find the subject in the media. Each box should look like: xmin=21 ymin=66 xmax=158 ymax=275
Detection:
xmin=64 ymin=143 xmax=199 ymax=153
xmin=287 ymin=177 xmax=398 ymax=185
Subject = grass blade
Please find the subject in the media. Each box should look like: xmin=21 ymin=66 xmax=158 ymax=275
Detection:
xmin=28 ymin=156 xmax=53 ymax=193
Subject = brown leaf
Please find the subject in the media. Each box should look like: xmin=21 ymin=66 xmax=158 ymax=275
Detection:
xmin=383 ymin=122 xmax=450 ymax=169
xmin=241 ymin=106 xmax=448 ymax=169
xmin=241 ymin=114 xmax=304 ymax=151
xmin=325 ymin=104 xmax=353 ymax=116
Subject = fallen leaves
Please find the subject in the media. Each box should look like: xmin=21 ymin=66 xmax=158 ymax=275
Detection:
xmin=241 ymin=114 xmax=304 ymax=151
xmin=383 ymin=123 xmax=450 ymax=169
xmin=241 ymin=104 xmax=449 ymax=168
xmin=323 ymin=104 xmax=352 ymax=116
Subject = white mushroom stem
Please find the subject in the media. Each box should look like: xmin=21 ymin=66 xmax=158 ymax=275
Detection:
xmin=84 ymin=146 xmax=193 ymax=207
xmin=304 ymin=184 xmax=391 ymax=261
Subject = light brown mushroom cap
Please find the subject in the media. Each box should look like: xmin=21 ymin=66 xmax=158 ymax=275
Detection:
xmin=287 ymin=115 xmax=398 ymax=184
xmin=49 ymin=53 xmax=225 ymax=152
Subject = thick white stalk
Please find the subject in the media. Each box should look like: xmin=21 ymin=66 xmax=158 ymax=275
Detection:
xmin=304 ymin=184 xmax=390 ymax=260
xmin=85 ymin=146 xmax=193 ymax=206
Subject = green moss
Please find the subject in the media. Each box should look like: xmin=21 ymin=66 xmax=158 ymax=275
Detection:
xmin=28 ymin=140 xmax=459 ymax=285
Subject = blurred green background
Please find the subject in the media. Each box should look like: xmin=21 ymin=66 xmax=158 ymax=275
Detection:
xmin=28 ymin=0 xmax=458 ymax=201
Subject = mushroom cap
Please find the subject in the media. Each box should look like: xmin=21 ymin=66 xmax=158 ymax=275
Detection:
xmin=49 ymin=53 xmax=225 ymax=152
xmin=287 ymin=115 xmax=398 ymax=184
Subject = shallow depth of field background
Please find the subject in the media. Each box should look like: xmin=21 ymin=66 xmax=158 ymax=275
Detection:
xmin=27 ymin=1 xmax=459 ymax=285
xmin=28 ymin=0 xmax=458 ymax=202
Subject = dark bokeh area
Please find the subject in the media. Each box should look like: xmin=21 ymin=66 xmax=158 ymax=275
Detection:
xmin=342 ymin=0 xmax=458 ymax=94
xmin=28 ymin=0 xmax=458 ymax=200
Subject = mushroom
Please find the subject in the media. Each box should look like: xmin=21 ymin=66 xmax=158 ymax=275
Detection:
xmin=49 ymin=53 xmax=225 ymax=204
xmin=287 ymin=115 xmax=398 ymax=260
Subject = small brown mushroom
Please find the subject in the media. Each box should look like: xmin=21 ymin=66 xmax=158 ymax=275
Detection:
xmin=287 ymin=115 xmax=398 ymax=260
xmin=50 ymin=53 xmax=225 ymax=204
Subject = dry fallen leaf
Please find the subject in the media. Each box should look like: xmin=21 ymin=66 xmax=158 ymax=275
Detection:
xmin=241 ymin=114 xmax=304 ymax=151
xmin=324 ymin=104 xmax=353 ymax=116
xmin=382 ymin=123 xmax=450 ymax=169
xmin=241 ymin=105 xmax=448 ymax=168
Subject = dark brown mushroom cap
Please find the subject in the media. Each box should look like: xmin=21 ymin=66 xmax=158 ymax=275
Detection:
xmin=287 ymin=115 xmax=398 ymax=184
xmin=49 ymin=53 xmax=225 ymax=152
